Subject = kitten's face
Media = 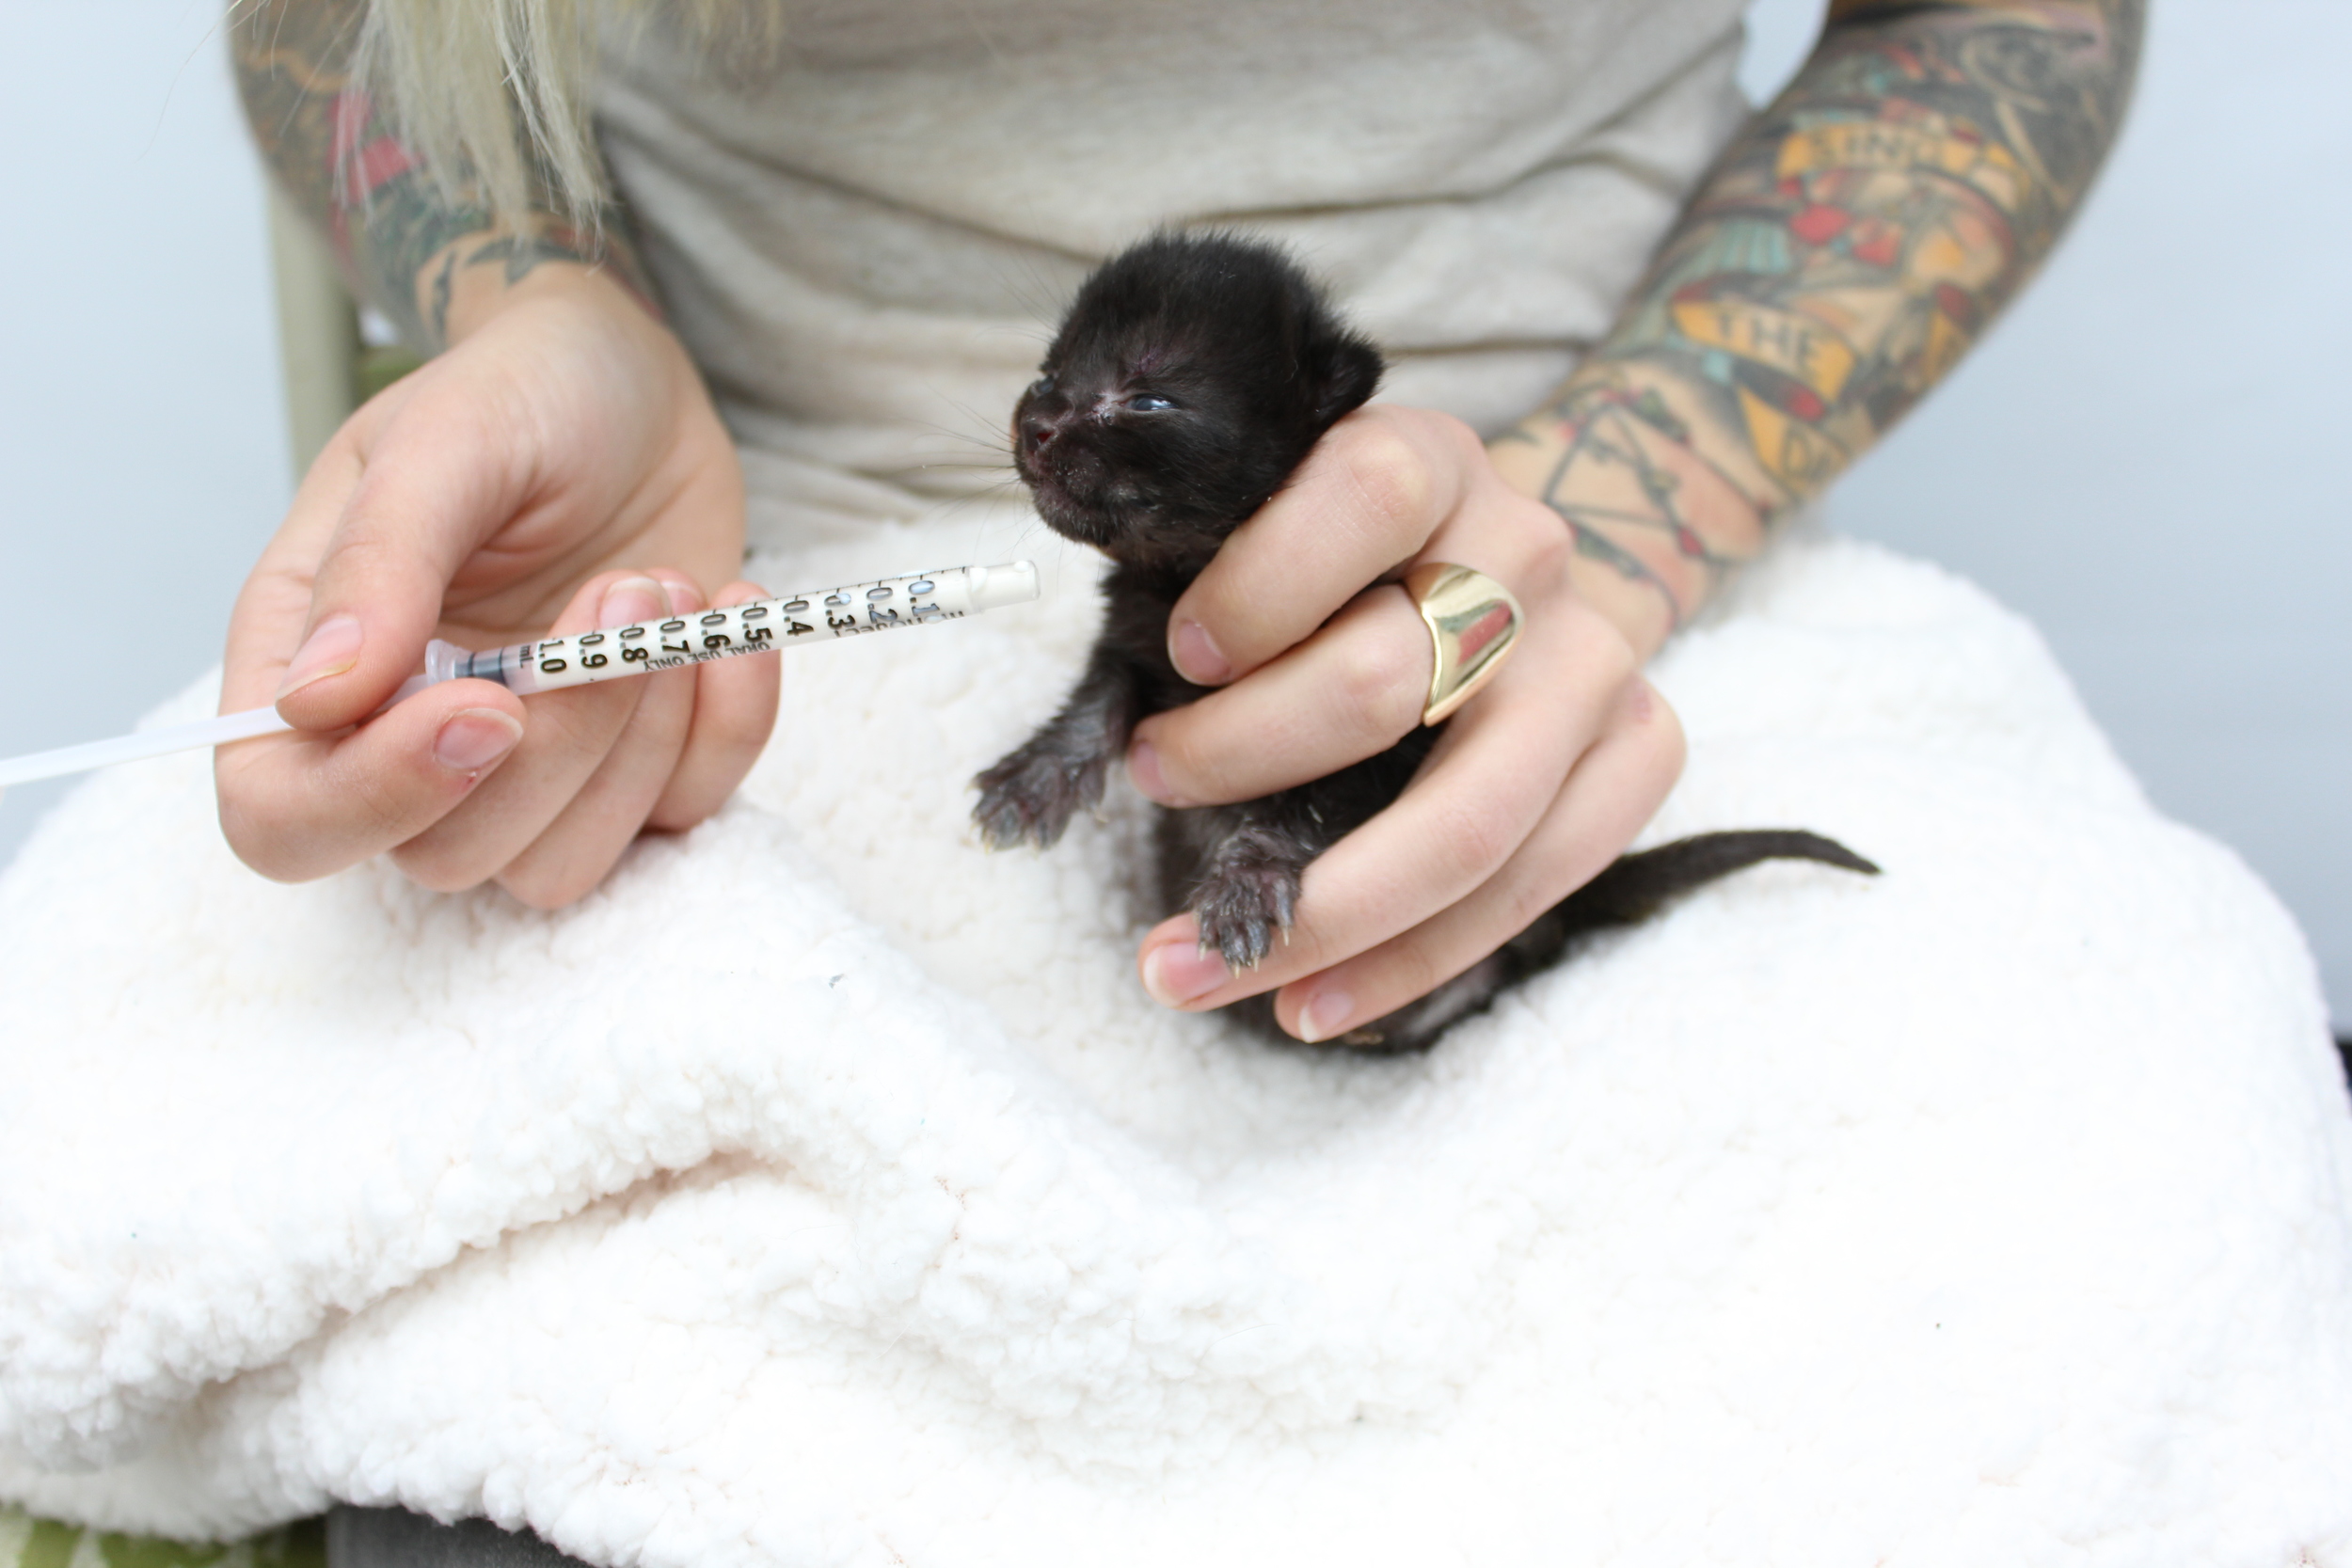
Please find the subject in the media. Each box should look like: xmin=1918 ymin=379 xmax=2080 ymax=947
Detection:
xmin=1012 ymin=236 xmax=1383 ymax=574
xmin=1012 ymin=333 xmax=1271 ymax=566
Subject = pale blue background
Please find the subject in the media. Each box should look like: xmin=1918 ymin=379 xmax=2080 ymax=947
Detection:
xmin=1 ymin=0 xmax=2344 ymax=1027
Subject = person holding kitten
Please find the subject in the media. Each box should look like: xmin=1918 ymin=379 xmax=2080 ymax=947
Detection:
xmin=223 ymin=0 xmax=2139 ymax=1048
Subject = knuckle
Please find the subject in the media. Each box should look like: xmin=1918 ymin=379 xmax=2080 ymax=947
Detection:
xmin=1155 ymin=721 xmax=1220 ymax=792
xmin=343 ymin=765 xmax=421 ymax=842
xmin=1643 ymin=740 xmax=1686 ymax=799
xmin=1502 ymin=872 xmax=1561 ymax=938
xmin=217 ymin=753 xmax=423 ymax=885
xmin=386 ymin=839 xmax=490 ymax=895
xmin=1426 ymin=798 xmax=1516 ymax=886
xmin=712 ymin=694 xmax=781 ymax=759
xmin=316 ymin=523 xmax=405 ymax=582
xmin=1640 ymin=683 xmax=1687 ymax=759
xmin=1429 ymin=409 xmax=1487 ymax=470
xmin=499 ymin=863 xmax=594 ymax=911
xmin=1573 ymin=612 xmax=1640 ymax=689
xmin=1516 ymin=510 xmax=1573 ymax=588
xmin=1340 ymin=632 xmax=1428 ymax=736
xmin=645 ymin=797 xmax=712 ymax=834
xmin=1337 ymin=422 xmax=1438 ymax=534
xmin=215 ymin=797 xmax=310 ymax=885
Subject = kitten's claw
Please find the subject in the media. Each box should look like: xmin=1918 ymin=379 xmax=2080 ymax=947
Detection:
xmin=1188 ymin=849 xmax=1302 ymax=972
xmin=972 ymin=741 xmax=1105 ymax=851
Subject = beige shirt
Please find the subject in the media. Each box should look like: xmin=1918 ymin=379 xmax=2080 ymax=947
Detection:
xmin=596 ymin=0 xmax=1752 ymax=528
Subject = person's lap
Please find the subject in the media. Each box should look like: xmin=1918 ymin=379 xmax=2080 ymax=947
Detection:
xmin=6 ymin=527 xmax=2346 ymax=1563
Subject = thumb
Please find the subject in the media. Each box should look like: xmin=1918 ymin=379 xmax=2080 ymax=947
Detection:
xmin=275 ymin=388 xmax=528 ymax=730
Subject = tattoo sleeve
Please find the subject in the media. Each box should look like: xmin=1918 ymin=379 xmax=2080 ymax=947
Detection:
xmin=231 ymin=0 xmax=649 ymax=353
xmin=1489 ymin=0 xmax=2145 ymax=650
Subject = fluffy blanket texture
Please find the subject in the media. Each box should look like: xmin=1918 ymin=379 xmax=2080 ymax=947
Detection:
xmin=2 ymin=517 xmax=2348 ymax=1567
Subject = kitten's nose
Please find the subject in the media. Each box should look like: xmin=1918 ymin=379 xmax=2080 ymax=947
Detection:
xmin=1020 ymin=411 xmax=1062 ymax=454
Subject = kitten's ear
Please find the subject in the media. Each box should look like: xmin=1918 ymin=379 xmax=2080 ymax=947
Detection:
xmin=1311 ymin=332 xmax=1386 ymax=427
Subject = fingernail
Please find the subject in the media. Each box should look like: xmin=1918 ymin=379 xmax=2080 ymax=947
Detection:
xmin=600 ymin=576 xmax=666 ymax=628
xmin=1169 ymin=620 xmax=1231 ymax=685
xmin=1296 ymin=989 xmax=1356 ymax=1044
xmin=433 ymin=708 xmax=523 ymax=772
xmin=1141 ymin=941 xmax=1230 ymax=1006
xmin=1127 ymin=740 xmax=1187 ymax=807
xmin=276 ymin=615 xmax=363 ymax=700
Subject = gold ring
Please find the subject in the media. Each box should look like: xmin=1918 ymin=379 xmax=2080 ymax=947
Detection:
xmin=1403 ymin=562 xmax=1523 ymax=725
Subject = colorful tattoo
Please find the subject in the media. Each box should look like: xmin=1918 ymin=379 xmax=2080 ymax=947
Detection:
xmin=1495 ymin=0 xmax=2144 ymax=638
xmin=231 ymin=0 xmax=647 ymax=352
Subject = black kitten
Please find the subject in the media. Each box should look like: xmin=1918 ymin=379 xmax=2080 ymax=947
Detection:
xmin=974 ymin=232 xmax=1875 ymax=1051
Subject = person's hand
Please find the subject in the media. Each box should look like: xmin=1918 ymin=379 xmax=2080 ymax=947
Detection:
xmin=1124 ymin=404 xmax=1686 ymax=1042
xmin=215 ymin=263 xmax=778 ymax=907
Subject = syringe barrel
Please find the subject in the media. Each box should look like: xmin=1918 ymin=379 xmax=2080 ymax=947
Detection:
xmin=433 ymin=562 xmax=1039 ymax=699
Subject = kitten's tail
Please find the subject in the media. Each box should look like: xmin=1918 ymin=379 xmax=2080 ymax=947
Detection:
xmin=1549 ymin=829 xmax=1879 ymax=938
xmin=1329 ymin=830 xmax=1877 ymax=1054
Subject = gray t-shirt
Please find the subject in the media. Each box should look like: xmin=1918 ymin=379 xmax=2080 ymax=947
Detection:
xmin=596 ymin=0 xmax=1752 ymax=528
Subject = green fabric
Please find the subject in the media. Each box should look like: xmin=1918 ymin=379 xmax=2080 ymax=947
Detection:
xmin=354 ymin=344 xmax=423 ymax=404
xmin=0 ymin=1511 xmax=324 ymax=1568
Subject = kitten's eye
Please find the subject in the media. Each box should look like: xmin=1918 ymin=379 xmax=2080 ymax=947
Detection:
xmin=1029 ymin=375 xmax=1055 ymax=396
xmin=1126 ymin=393 xmax=1179 ymax=413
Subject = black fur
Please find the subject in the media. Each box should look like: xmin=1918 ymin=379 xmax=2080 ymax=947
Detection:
xmin=975 ymin=232 xmax=1877 ymax=1051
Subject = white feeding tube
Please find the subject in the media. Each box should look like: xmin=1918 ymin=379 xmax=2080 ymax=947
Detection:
xmin=0 ymin=562 xmax=1040 ymax=790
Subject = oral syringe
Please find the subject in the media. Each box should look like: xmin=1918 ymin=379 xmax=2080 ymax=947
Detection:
xmin=0 ymin=561 xmax=1040 ymax=789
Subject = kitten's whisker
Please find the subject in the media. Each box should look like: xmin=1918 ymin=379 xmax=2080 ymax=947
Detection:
xmin=902 ymin=413 xmax=1017 ymax=459
xmin=981 ymin=247 xmax=1088 ymax=332
xmin=933 ymin=401 xmax=1021 ymax=458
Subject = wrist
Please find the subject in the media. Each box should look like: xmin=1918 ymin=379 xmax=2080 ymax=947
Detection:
xmin=437 ymin=236 xmax=660 ymax=350
xmin=1489 ymin=361 xmax=1776 ymax=657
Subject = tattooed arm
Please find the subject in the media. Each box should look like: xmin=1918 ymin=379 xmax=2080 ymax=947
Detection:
xmin=233 ymin=0 xmax=647 ymax=349
xmin=219 ymin=0 xmax=775 ymax=906
xmin=1488 ymin=0 xmax=2145 ymax=652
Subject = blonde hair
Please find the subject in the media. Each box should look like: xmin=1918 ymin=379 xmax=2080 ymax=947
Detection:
xmin=353 ymin=0 xmax=780 ymax=227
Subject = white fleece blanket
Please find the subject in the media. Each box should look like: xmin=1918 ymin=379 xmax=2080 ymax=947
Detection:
xmin=3 ymin=520 xmax=2349 ymax=1567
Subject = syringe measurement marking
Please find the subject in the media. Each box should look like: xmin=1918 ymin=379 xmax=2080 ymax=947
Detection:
xmin=501 ymin=574 xmax=965 ymax=691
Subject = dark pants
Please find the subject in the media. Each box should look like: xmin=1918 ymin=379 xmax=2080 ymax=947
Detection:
xmin=326 ymin=1508 xmax=589 ymax=1568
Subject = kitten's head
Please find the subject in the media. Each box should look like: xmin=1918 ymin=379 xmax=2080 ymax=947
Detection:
xmin=1012 ymin=232 xmax=1385 ymax=573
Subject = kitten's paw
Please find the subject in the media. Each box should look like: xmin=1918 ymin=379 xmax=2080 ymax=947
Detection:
xmin=972 ymin=742 xmax=1104 ymax=850
xmin=1189 ymin=852 xmax=1302 ymax=972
